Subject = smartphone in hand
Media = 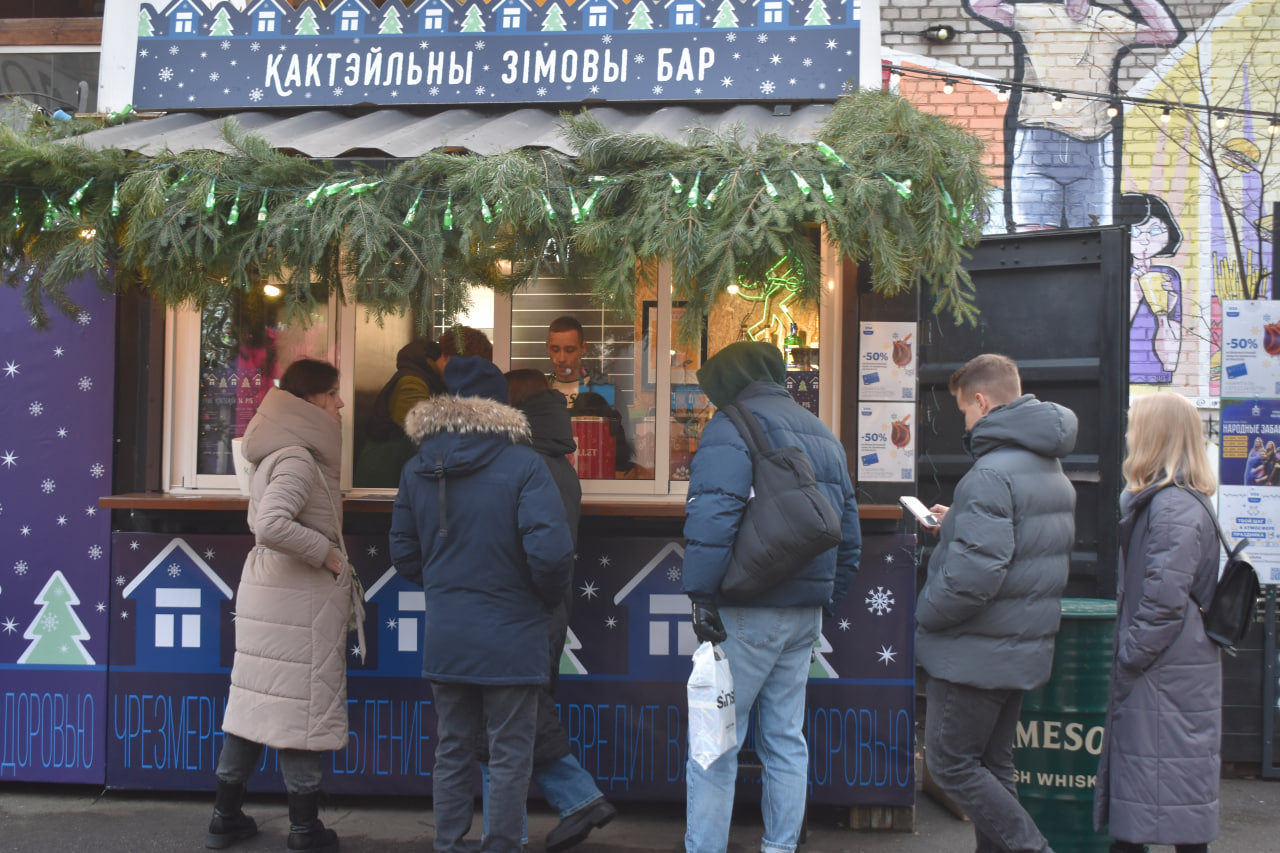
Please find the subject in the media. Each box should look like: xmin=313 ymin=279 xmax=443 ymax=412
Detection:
xmin=900 ymin=495 xmax=940 ymax=528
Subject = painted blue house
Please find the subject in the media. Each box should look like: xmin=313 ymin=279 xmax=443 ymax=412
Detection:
xmin=611 ymin=542 xmax=694 ymax=680
xmin=163 ymin=0 xmax=204 ymax=37
xmin=330 ymin=0 xmax=369 ymax=34
xmin=493 ymin=0 xmax=532 ymax=32
xmin=754 ymin=0 xmax=792 ymax=27
xmin=663 ymin=0 xmax=704 ymax=30
xmin=122 ymin=538 xmax=232 ymax=672
xmin=578 ymin=0 xmax=617 ymax=31
xmin=363 ymin=568 xmax=428 ymax=678
xmin=412 ymin=0 xmax=453 ymax=33
xmin=249 ymin=0 xmax=292 ymax=34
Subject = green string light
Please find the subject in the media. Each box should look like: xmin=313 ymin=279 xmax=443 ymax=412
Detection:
xmin=569 ymin=190 xmax=582 ymax=224
xmin=203 ymin=179 xmax=217 ymax=213
xmin=348 ymin=179 xmax=382 ymax=195
xmin=939 ymin=184 xmax=958 ymax=222
xmin=67 ymin=178 xmax=94 ymax=215
xmin=402 ymin=190 xmax=422 ymax=226
xmin=686 ymin=171 xmax=701 ymax=208
xmin=580 ymin=188 xmax=600 ymax=219
xmin=481 ymin=196 xmax=493 ymax=223
xmin=703 ymin=175 xmax=728 ymax=210
xmin=668 ymin=173 xmax=683 ymax=195
xmin=257 ymin=191 xmax=269 ymax=225
xmin=226 ymin=189 xmax=241 ymax=225
xmin=540 ymin=190 xmax=557 ymax=221
xmin=443 ymin=192 xmax=454 ymax=230
xmin=11 ymin=190 xmax=21 ymax=231
xmin=324 ymin=179 xmax=353 ymax=197
xmin=790 ymin=170 xmax=812 ymax=198
xmin=882 ymin=173 xmax=912 ymax=198
xmin=110 ymin=182 xmax=121 ymax=216
xmin=820 ymin=173 xmax=836 ymax=204
xmin=494 ymin=199 xmax=505 ymax=218
xmin=816 ymin=141 xmax=848 ymax=169
xmin=760 ymin=171 xmax=779 ymax=199
xmin=305 ymin=184 xmax=326 ymax=207
xmin=41 ymin=192 xmax=55 ymax=230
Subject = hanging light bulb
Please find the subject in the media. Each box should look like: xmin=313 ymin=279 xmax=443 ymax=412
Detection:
xmin=262 ymin=284 xmax=281 ymax=298
xmin=996 ymin=86 xmax=1009 ymax=102
xmin=942 ymin=78 xmax=956 ymax=95
xmin=1270 ymin=117 xmax=1279 ymax=136
xmin=1214 ymin=111 xmax=1227 ymax=129
xmin=1161 ymin=107 xmax=1172 ymax=124
xmin=889 ymin=69 xmax=901 ymax=86
xmin=1107 ymin=101 xmax=1120 ymax=118
xmin=1052 ymin=93 xmax=1064 ymax=111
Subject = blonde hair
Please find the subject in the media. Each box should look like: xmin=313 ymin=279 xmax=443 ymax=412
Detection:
xmin=1123 ymin=393 xmax=1216 ymax=495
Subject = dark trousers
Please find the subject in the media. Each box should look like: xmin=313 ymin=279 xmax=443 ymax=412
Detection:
xmin=431 ymin=681 xmax=538 ymax=853
xmin=215 ymin=732 xmax=325 ymax=794
xmin=1111 ymin=842 xmax=1208 ymax=853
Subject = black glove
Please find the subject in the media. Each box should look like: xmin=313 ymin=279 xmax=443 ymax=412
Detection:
xmin=691 ymin=601 xmax=727 ymax=644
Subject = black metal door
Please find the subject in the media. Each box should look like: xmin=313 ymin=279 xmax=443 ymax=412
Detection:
xmin=916 ymin=227 xmax=1129 ymax=598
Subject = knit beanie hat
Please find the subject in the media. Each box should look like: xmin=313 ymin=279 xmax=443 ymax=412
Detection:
xmin=444 ymin=356 xmax=509 ymax=403
xmin=696 ymin=341 xmax=786 ymax=410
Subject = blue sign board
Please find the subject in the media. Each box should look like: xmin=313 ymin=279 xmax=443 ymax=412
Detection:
xmin=133 ymin=0 xmax=861 ymax=109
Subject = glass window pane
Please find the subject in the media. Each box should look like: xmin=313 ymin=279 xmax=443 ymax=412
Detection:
xmin=196 ymin=289 xmax=329 ymax=475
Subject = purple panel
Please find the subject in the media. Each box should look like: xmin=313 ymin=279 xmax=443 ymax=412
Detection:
xmin=0 ymin=275 xmax=115 ymax=784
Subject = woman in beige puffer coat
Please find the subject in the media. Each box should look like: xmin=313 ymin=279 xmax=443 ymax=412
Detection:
xmin=206 ymin=358 xmax=362 ymax=853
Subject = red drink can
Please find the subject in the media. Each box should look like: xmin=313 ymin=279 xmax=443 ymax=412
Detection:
xmin=570 ymin=417 xmax=616 ymax=479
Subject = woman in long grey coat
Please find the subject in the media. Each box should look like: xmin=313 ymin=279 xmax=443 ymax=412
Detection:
xmin=1093 ymin=392 xmax=1221 ymax=853
xmin=206 ymin=358 xmax=362 ymax=853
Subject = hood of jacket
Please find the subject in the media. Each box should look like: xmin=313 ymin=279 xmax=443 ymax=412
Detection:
xmin=240 ymin=387 xmax=341 ymax=473
xmin=404 ymin=395 xmax=531 ymax=476
xmin=697 ymin=341 xmax=786 ymax=410
xmin=515 ymin=388 xmax=576 ymax=457
xmin=967 ymin=394 xmax=1078 ymax=460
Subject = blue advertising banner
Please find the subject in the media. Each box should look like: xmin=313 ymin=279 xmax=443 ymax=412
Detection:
xmin=106 ymin=530 xmax=914 ymax=803
xmin=1220 ymin=398 xmax=1280 ymax=487
xmin=0 ymin=274 xmax=116 ymax=784
xmin=133 ymin=0 xmax=861 ymax=109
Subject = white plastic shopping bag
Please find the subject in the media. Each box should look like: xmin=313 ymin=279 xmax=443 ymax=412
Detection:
xmin=687 ymin=641 xmax=736 ymax=770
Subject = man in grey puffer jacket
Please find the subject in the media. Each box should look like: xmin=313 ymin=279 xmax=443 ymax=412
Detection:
xmin=916 ymin=353 xmax=1077 ymax=853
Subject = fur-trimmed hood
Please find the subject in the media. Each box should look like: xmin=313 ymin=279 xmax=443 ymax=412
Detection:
xmin=403 ymin=395 xmax=531 ymax=478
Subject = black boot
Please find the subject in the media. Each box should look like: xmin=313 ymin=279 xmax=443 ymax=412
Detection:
xmin=287 ymin=790 xmax=339 ymax=852
xmin=205 ymin=781 xmax=258 ymax=849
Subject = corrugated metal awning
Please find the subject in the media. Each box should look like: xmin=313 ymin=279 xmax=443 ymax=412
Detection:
xmin=70 ymin=104 xmax=833 ymax=158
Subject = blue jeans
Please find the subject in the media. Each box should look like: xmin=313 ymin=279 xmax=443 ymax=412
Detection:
xmin=684 ymin=606 xmax=821 ymax=853
xmin=481 ymin=753 xmax=603 ymax=840
xmin=431 ymin=682 xmax=538 ymax=853
xmin=925 ymin=677 xmax=1054 ymax=853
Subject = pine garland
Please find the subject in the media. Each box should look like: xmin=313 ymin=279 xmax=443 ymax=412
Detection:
xmin=0 ymin=89 xmax=991 ymax=330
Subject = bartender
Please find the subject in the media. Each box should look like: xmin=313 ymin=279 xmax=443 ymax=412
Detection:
xmin=546 ymin=316 xmax=632 ymax=473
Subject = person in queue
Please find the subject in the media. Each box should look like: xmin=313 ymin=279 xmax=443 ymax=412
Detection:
xmin=915 ymin=353 xmax=1076 ymax=853
xmin=207 ymin=358 xmax=364 ymax=853
xmin=681 ymin=341 xmax=861 ymax=853
xmin=1093 ymin=392 xmax=1221 ymax=853
xmin=354 ymin=338 xmax=449 ymax=487
xmin=390 ymin=357 xmax=573 ymax=853
xmin=438 ymin=324 xmax=494 ymax=369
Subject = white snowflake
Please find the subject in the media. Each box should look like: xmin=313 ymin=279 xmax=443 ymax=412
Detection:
xmin=826 ymin=39 xmax=839 ymax=50
xmin=3 ymin=361 xmax=17 ymax=377
xmin=29 ymin=401 xmax=44 ymax=416
xmin=350 ymin=644 xmax=363 ymax=657
xmin=390 ymin=90 xmax=399 ymax=97
xmin=634 ymin=53 xmax=645 ymax=64
xmin=598 ymin=554 xmax=612 ymax=567
xmin=789 ymin=79 xmax=797 ymax=86
xmin=221 ymin=40 xmax=231 ymax=51
xmin=331 ymin=87 xmax=343 ymax=97
xmin=90 ymin=463 xmax=105 ymax=478
xmin=128 ymin=541 xmax=138 ymax=550
xmin=876 ymin=645 xmax=898 ymax=665
xmin=536 ymin=87 xmax=547 ymax=97
xmin=865 ymin=586 xmax=895 ymax=615
xmin=168 ymin=45 xmax=179 ymax=55
xmin=96 ymin=601 xmax=106 ymax=613
xmin=732 ymin=52 xmax=741 ymax=60
xmin=579 ymin=580 xmax=599 ymax=600
xmin=120 ymin=610 xmax=130 ymax=620
xmin=139 ymin=49 xmax=149 ymax=58
xmin=14 ymin=560 xmax=28 ymax=575
xmin=56 ymin=428 xmax=68 ymax=438
xmin=652 ymin=85 xmax=664 ymax=95
xmin=41 ymin=613 xmax=59 ymax=631
xmin=85 ymin=505 xmax=97 ymax=517
xmin=770 ymin=54 xmax=782 ymax=65
xmin=200 ymin=51 xmax=207 ymax=59
xmin=838 ymin=618 xmax=851 ymax=630
xmin=115 ymin=575 xmax=127 ymax=585
xmin=2 ymin=617 xmax=17 ymax=634
xmin=725 ymin=32 xmax=737 ymax=42
xmin=366 ymin=545 xmax=379 ymax=557
xmin=78 ymin=376 xmax=93 ymax=391
xmin=475 ymin=85 xmax=486 ymax=96
xmin=56 ymin=515 xmax=67 ymax=526
xmin=884 ymin=552 xmax=896 ymax=564
xmin=756 ymin=33 xmax=768 ymax=43
xmin=167 ymin=563 xmax=182 ymax=578
xmin=204 ymin=549 xmax=216 ymax=560
xmin=41 ymin=479 xmax=55 ymax=494
xmin=695 ymin=87 xmax=703 ymax=95
xmin=209 ymin=72 xmax=220 ymax=82
xmin=419 ymin=40 xmax=430 ymax=49
xmin=386 ymin=618 xmax=398 ymax=630
xmin=605 ymin=616 xmax=618 ymax=629
xmin=667 ymin=565 xmax=682 ymax=582
xmin=474 ymin=40 xmax=486 ymax=50
xmin=760 ymin=81 xmax=776 ymax=95
xmin=250 ymin=42 xmax=261 ymax=52
xmin=158 ymin=67 xmax=174 ymax=82
xmin=20 ymin=525 xmax=31 ymax=536
xmin=1 ymin=451 xmax=15 ymax=468
xmin=429 ymin=86 xmax=440 ymax=96
xmin=602 ymin=34 xmax=613 ymax=44
xmin=250 ymin=88 xmax=264 ymax=102
xmin=224 ymin=89 xmax=231 ymax=95
xmin=76 ymin=310 xmax=91 ymax=325
xmin=89 ymin=545 xmax=103 ymax=560
xmin=53 ymin=347 xmax=64 ymax=357
xmin=802 ymin=57 xmax=814 ymax=68
xmin=230 ymin=60 xmax=237 ymax=67
xmin=789 ymin=35 xmax=797 ymax=43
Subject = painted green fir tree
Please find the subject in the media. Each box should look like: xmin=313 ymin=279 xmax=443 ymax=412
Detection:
xmin=17 ymin=571 xmax=94 ymax=666
xmin=296 ymin=7 xmax=320 ymax=36
xmin=210 ymin=8 xmax=235 ymax=37
xmin=628 ymin=1 xmax=654 ymax=30
xmin=542 ymin=3 xmax=567 ymax=32
xmin=380 ymin=6 xmax=404 ymax=34
xmin=138 ymin=8 xmax=155 ymax=38
xmin=804 ymin=0 xmax=830 ymax=26
xmin=712 ymin=0 xmax=738 ymax=28
xmin=461 ymin=5 xmax=486 ymax=32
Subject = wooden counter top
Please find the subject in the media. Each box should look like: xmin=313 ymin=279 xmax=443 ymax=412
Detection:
xmin=100 ymin=492 xmax=903 ymax=520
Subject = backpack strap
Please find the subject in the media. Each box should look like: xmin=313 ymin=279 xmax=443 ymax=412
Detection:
xmin=1183 ymin=488 xmax=1248 ymax=556
xmin=721 ymin=402 xmax=771 ymax=460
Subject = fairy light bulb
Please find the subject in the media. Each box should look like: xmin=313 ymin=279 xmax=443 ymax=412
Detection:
xmin=996 ymin=86 xmax=1009 ymax=102
xmin=1270 ymin=117 xmax=1279 ymax=136
xmin=1106 ymin=102 xmax=1120 ymax=118
xmin=1161 ymin=107 xmax=1172 ymax=124
xmin=942 ymin=78 xmax=955 ymax=95
xmin=1052 ymin=93 xmax=1064 ymax=111
xmin=1215 ymin=112 xmax=1227 ymax=129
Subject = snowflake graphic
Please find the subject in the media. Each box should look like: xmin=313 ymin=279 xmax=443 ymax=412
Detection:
xmin=725 ymin=33 xmax=737 ymax=42
xmin=652 ymin=85 xmax=664 ymax=95
xmin=598 ymin=554 xmax=612 ymax=567
xmin=826 ymin=39 xmax=839 ymax=50
xmin=88 ymin=544 xmax=103 ymax=560
xmin=128 ymin=541 xmax=138 ymax=551
xmin=19 ymin=525 xmax=31 ymax=536
xmin=666 ymin=565 xmax=682 ymax=582
xmin=168 ymin=45 xmax=179 ymax=55
xmin=53 ymin=347 xmax=64 ymax=357
xmin=209 ymin=72 xmax=220 ymax=82
xmin=2 ymin=618 xmax=17 ymax=634
xmin=332 ymin=87 xmax=343 ymax=97
xmin=634 ymin=53 xmax=645 ymax=64
xmin=672 ymin=464 xmax=690 ymax=479
xmin=605 ymin=616 xmax=618 ymax=629
xmin=221 ymin=40 xmax=231 ymax=50
xmin=200 ymin=51 xmax=208 ymax=59
xmin=167 ymin=563 xmax=182 ymax=578
xmin=580 ymin=581 xmax=599 ymax=600
xmin=802 ymin=58 xmax=813 ymax=67
xmin=884 ymin=552 xmax=896 ymax=564
xmin=876 ymin=645 xmax=898 ymax=665
xmin=3 ymin=361 xmax=17 ymax=377
xmin=770 ymin=54 xmax=782 ymax=65
xmin=866 ymin=586 xmax=895 ymax=615
xmin=760 ymin=81 xmax=776 ymax=95
xmin=204 ymin=549 xmax=216 ymax=560
xmin=350 ymin=645 xmax=363 ymax=657
xmin=419 ymin=40 xmax=430 ymax=49
xmin=158 ymin=67 xmax=174 ymax=82
xmin=86 ymin=506 xmax=97 ymax=517
xmin=139 ymin=49 xmax=149 ymax=58
xmin=56 ymin=428 xmax=68 ymax=438
xmin=536 ymin=87 xmax=547 ymax=97
xmin=386 ymin=618 xmax=398 ymax=630
xmin=838 ymin=618 xmax=851 ymax=630
xmin=56 ymin=515 xmax=68 ymax=526
xmin=96 ymin=602 xmax=106 ymax=613
xmin=41 ymin=613 xmax=59 ymax=631
xmin=732 ymin=52 xmax=741 ymax=60
xmin=789 ymin=79 xmax=797 ymax=86
xmin=29 ymin=401 xmax=44 ymax=416
xmin=789 ymin=35 xmax=797 ymax=43
xmin=602 ymin=34 xmax=613 ymax=44
xmin=475 ymin=85 xmax=486 ymax=96
xmin=474 ymin=40 xmax=486 ymax=50
xmin=14 ymin=560 xmax=28 ymax=575
xmin=120 ymin=610 xmax=130 ymax=620
xmin=250 ymin=42 xmax=261 ymax=52
xmin=41 ymin=478 xmax=55 ymax=494
xmin=76 ymin=310 xmax=91 ymax=325
xmin=756 ymin=33 xmax=769 ymax=43
xmin=1 ymin=451 xmax=15 ymax=468
xmin=78 ymin=376 xmax=93 ymax=391
xmin=116 ymin=575 xmax=127 ymax=586
xmin=366 ymin=545 xmax=379 ymax=557
xmin=429 ymin=86 xmax=440 ymax=96
xmin=250 ymin=88 xmax=264 ymax=102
